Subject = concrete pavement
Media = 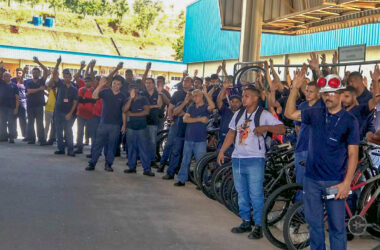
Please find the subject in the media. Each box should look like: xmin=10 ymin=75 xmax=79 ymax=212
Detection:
xmin=0 ymin=141 xmax=378 ymax=250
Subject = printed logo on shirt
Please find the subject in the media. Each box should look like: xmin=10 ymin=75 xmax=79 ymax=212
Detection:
xmin=238 ymin=120 xmax=251 ymax=145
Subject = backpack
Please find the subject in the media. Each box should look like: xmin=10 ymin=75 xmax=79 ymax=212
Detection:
xmin=234 ymin=106 xmax=273 ymax=151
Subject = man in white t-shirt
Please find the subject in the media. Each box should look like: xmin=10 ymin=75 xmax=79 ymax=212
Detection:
xmin=217 ymin=85 xmax=285 ymax=239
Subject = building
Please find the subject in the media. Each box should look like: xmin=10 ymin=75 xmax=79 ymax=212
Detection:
xmin=183 ymin=0 xmax=380 ymax=79
xmin=0 ymin=44 xmax=186 ymax=84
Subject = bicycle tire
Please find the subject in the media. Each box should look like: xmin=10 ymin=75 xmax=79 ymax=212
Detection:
xmin=283 ymin=202 xmax=310 ymax=250
xmin=155 ymin=132 xmax=168 ymax=163
xmin=212 ymin=164 xmax=232 ymax=204
xmin=196 ymin=152 xmax=219 ymax=199
xmin=261 ymin=183 xmax=303 ymax=249
xmin=194 ymin=152 xmax=218 ymax=188
xmin=357 ymin=179 xmax=380 ymax=240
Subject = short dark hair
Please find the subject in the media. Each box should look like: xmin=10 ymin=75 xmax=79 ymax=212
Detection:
xmin=343 ymin=85 xmax=356 ymax=94
xmin=113 ymin=75 xmax=124 ymax=83
xmin=205 ymin=77 xmax=211 ymax=82
xmin=146 ymin=77 xmax=155 ymax=84
xmin=244 ymin=85 xmax=261 ymax=96
xmin=194 ymin=77 xmax=202 ymax=82
xmin=32 ymin=67 xmax=40 ymax=72
xmin=307 ymin=81 xmax=320 ymax=89
xmin=125 ymin=69 xmax=133 ymax=74
xmin=210 ymin=74 xmax=219 ymax=81
xmin=349 ymin=71 xmax=363 ymax=80
xmin=157 ymin=76 xmax=165 ymax=82
xmin=16 ymin=68 xmax=23 ymax=72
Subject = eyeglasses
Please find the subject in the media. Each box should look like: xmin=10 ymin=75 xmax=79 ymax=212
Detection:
xmin=317 ymin=77 xmax=341 ymax=88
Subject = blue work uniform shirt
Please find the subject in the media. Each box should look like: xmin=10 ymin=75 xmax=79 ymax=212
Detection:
xmin=24 ymin=78 xmax=46 ymax=108
xmin=99 ymin=88 xmax=127 ymax=125
xmin=142 ymin=89 xmax=160 ymax=126
xmin=219 ymin=103 xmax=234 ymax=136
xmin=54 ymin=80 xmax=78 ymax=114
xmin=302 ymin=107 xmax=360 ymax=182
xmin=127 ymin=95 xmax=149 ymax=130
xmin=357 ymin=88 xmax=372 ymax=105
xmin=184 ymin=103 xmax=209 ymax=142
xmin=348 ymin=104 xmax=375 ymax=140
xmin=0 ymin=80 xmax=19 ymax=109
xmin=295 ymin=99 xmax=323 ymax=153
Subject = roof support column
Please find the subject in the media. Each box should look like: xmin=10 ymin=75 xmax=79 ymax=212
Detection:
xmin=239 ymin=0 xmax=264 ymax=62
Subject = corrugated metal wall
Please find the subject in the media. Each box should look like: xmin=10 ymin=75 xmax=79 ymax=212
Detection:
xmin=183 ymin=0 xmax=380 ymax=63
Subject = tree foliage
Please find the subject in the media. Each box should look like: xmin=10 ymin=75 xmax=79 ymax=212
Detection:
xmin=133 ymin=0 xmax=162 ymax=34
xmin=172 ymin=10 xmax=185 ymax=61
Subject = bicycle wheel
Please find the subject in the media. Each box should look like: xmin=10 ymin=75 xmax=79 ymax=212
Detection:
xmin=357 ymin=179 xmax=380 ymax=240
xmin=156 ymin=132 xmax=168 ymax=163
xmin=212 ymin=164 xmax=232 ymax=204
xmin=283 ymin=202 xmax=310 ymax=250
xmin=194 ymin=152 xmax=217 ymax=188
xmin=197 ymin=152 xmax=219 ymax=199
xmin=261 ymin=183 xmax=303 ymax=249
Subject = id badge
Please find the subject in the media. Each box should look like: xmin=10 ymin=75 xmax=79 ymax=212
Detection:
xmin=63 ymin=98 xmax=69 ymax=103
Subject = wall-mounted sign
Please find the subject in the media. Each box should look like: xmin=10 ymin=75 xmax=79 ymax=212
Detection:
xmin=338 ymin=44 xmax=366 ymax=63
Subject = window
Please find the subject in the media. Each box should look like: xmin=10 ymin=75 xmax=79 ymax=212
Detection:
xmin=171 ymin=76 xmax=181 ymax=81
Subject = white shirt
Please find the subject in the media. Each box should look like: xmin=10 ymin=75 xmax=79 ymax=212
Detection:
xmin=229 ymin=108 xmax=283 ymax=158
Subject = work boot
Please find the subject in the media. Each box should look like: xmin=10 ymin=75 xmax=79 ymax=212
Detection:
xmin=174 ymin=181 xmax=185 ymax=187
xmin=85 ymin=163 xmax=95 ymax=171
xmin=104 ymin=164 xmax=114 ymax=172
xmin=248 ymin=226 xmax=263 ymax=239
xmin=151 ymin=162 xmax=159 ymax=169
xmin=124 ymin=169 xmax=136 ymax=174
xmin=143 ymin=171 xmax=155 ymax=177
xmin=162 ymin=174 xmax=174 ymax=180
xmin=157 ymin=165 xmax=165 ymax=173
xmin=231 ymin=221 xmax=251 ymax=234
xmin=74 ymin=149 xmax=83 ymax=154
xmin=67 ymin=152 xmax=76 ymax=157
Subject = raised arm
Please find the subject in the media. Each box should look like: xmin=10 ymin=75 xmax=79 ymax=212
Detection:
xmin=173 ymin=93 xmax=191 ymax=116
xmin=284 ymin=69 xmax=307 ymax=122
xmin=369 ymin=64 xmax=380 ymax=110
xmin=141 ymin=62 xmax=151 ymax=89
xmin=92 ymin=77 xmax=107 ymax=99
xmin=308 ymin=52 xmax=323 ymax=79
xmin=202 ymin=86 xmax=215 ymax=111
xmin=217 ymin=80 xmax=231 ymax=110
xmin=33 ymin=57 xmax=49 ymax=81
xmin=107 ymin=62 xmax=123 ymax=82
xmin=74 ymin=60 xmax=86 ymax=82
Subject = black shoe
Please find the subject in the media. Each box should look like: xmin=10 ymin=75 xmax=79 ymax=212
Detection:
xmin=9 ymin=139 xmax=15 ymax=144
xmin=143 ymin=171 xmax=155 ymax=177
xmin=115 ymin=151 xmax=121 ymax=157
xmin=67 ymin=152 xmax=75 ymax=157
xmin=248 ymin=226 xmax=263 ymax=239
xmin=22 ymin=138 xmax=28 ymax=142
xmin=124 ymin=169 xmax=136 ymax=174
xmin=104 ymin=164 xmax=114 ymax=172
xmin=28 ymin=141 xmax=36 ymax=144
xmin=174 ymin=181 xmax=185 ymax=186
xmin=231 ymin=221 xmax=252 ymax=234
xmin=151 ymin=162 xmax=159 ymax=169
xmin=85 ymin=163 xmax=95 ymax=171
xmin=347 ymin=231 xmax=354 ymax=241
xmin=40 ymin=141 xmax=50 ymax=146
xmin=74 ymin=149 xmax=83 ymax=154
xmin=157 ymin=166 xmax=165 ymax=173
xmin=86 ymin=154 xmax=92 ymax=158
xmin=47 ymin=139 xmax=55 ymax=145
xmin=162 ymin=174 xmax=174 ymax=180
xmin=54 ymin=151 xmax=65 ymax=155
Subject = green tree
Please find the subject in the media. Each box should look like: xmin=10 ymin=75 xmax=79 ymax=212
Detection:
xmin=27 ymin=0 xmax=40 ymax=7
xmin=113 ymin=0 xmax=129 ymax=21
xmin=48 ymin=0 xmax=64 ymax=15
xmin=133 ymin=0 xmax=162 ymax=35
xmin=172 ymin=34 xmax=184 ymax=61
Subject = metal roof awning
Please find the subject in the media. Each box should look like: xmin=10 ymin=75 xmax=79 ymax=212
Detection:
xmin=219 ymin=0 xmax=380 ymax=35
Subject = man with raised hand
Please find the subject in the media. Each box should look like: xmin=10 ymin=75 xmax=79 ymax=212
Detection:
xmin=48 ymin=57 xmax=78 ymax=156
xmin=285 ymin=66 xmax=359 ymax=250
xmin=86 ymin=76 xmax=127 ymax=172
xmin=25 ymin=57 xmax=48 ymax=145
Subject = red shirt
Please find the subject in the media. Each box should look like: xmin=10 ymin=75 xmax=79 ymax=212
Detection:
xmin=77 ymin=87 xmax=94 ymax=119
xmin=93 ymin=98 xmax=102 ymax=117
xmin=77 ymin=79 xmax=85 ymax=88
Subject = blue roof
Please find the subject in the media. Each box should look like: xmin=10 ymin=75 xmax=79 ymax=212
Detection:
xmin=0 ymin=44 xmax=186 ymax=72
xmin=184 ymin=0 xmax=380 ymax=63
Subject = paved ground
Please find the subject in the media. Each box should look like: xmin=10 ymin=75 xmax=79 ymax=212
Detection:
xmin=0 ymin=140 xmax=378 ymax=250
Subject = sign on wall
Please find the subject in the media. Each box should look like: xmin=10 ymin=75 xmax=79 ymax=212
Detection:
xmin=338 ymin=44 xmax=366 ymax=63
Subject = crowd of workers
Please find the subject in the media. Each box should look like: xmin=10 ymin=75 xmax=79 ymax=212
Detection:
xmin=0 ymin=52 xmax=379 ymax=249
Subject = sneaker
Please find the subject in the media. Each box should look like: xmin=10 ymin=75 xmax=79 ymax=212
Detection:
xmin=162 ymin=174 xmax=174 ymax=180
xmin=248 ymin=226 xmax=263 ymax=239
xmin=124 ymin=169 xmax=136 ymax=174
xmin=104 ymin=164 xmax=114 ymax=172
xmin=174 ymin=181 xmax=185 ymax=187
xmin=85 ymin=163 xmax=95 ymax=171
xmin=231 ymin=221 xmax=252 ymax=234
xmin=143 ymin=171 xmax=155 ymax=177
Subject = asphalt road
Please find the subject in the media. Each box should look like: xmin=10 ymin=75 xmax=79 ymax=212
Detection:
xmin=0 ymin=140 xmax=378 ymax=250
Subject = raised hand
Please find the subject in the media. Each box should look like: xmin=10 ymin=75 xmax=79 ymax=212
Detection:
xmin=130 ymin=88 xmax=136 ymax=100
xmin=332 ymin=51 xmax=338 ymax=64
xmin=269 ymin=58 xmax=274 ymax=69
xmin=116 ymin=62 xmax=123 ymax=70
xmin=370 ymin=65 xmax=380 ymax=83
xmin=320 ymin=53 xmax=327 ymax=65
xmin=33 ymin=56 xmax=39 ymax=63
xmin=80 ymin=60 xmax=86 ymax=68
xmin=98 ymin=76 xmax=108 ymax=88
xmin=293 ymin=67 xmax=307 ymax=89
xmin=308 ymin=52 xmax=320 ymax=71
xmin=221 ymin=60 xmax=226 ymax=70
xmin=216 ymin=65 xmax=222 ymax=74
xmin=146 ymin=62 xmax=152 ymax=71
xmin=194 ymin=69 xmax=198 ymax=77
